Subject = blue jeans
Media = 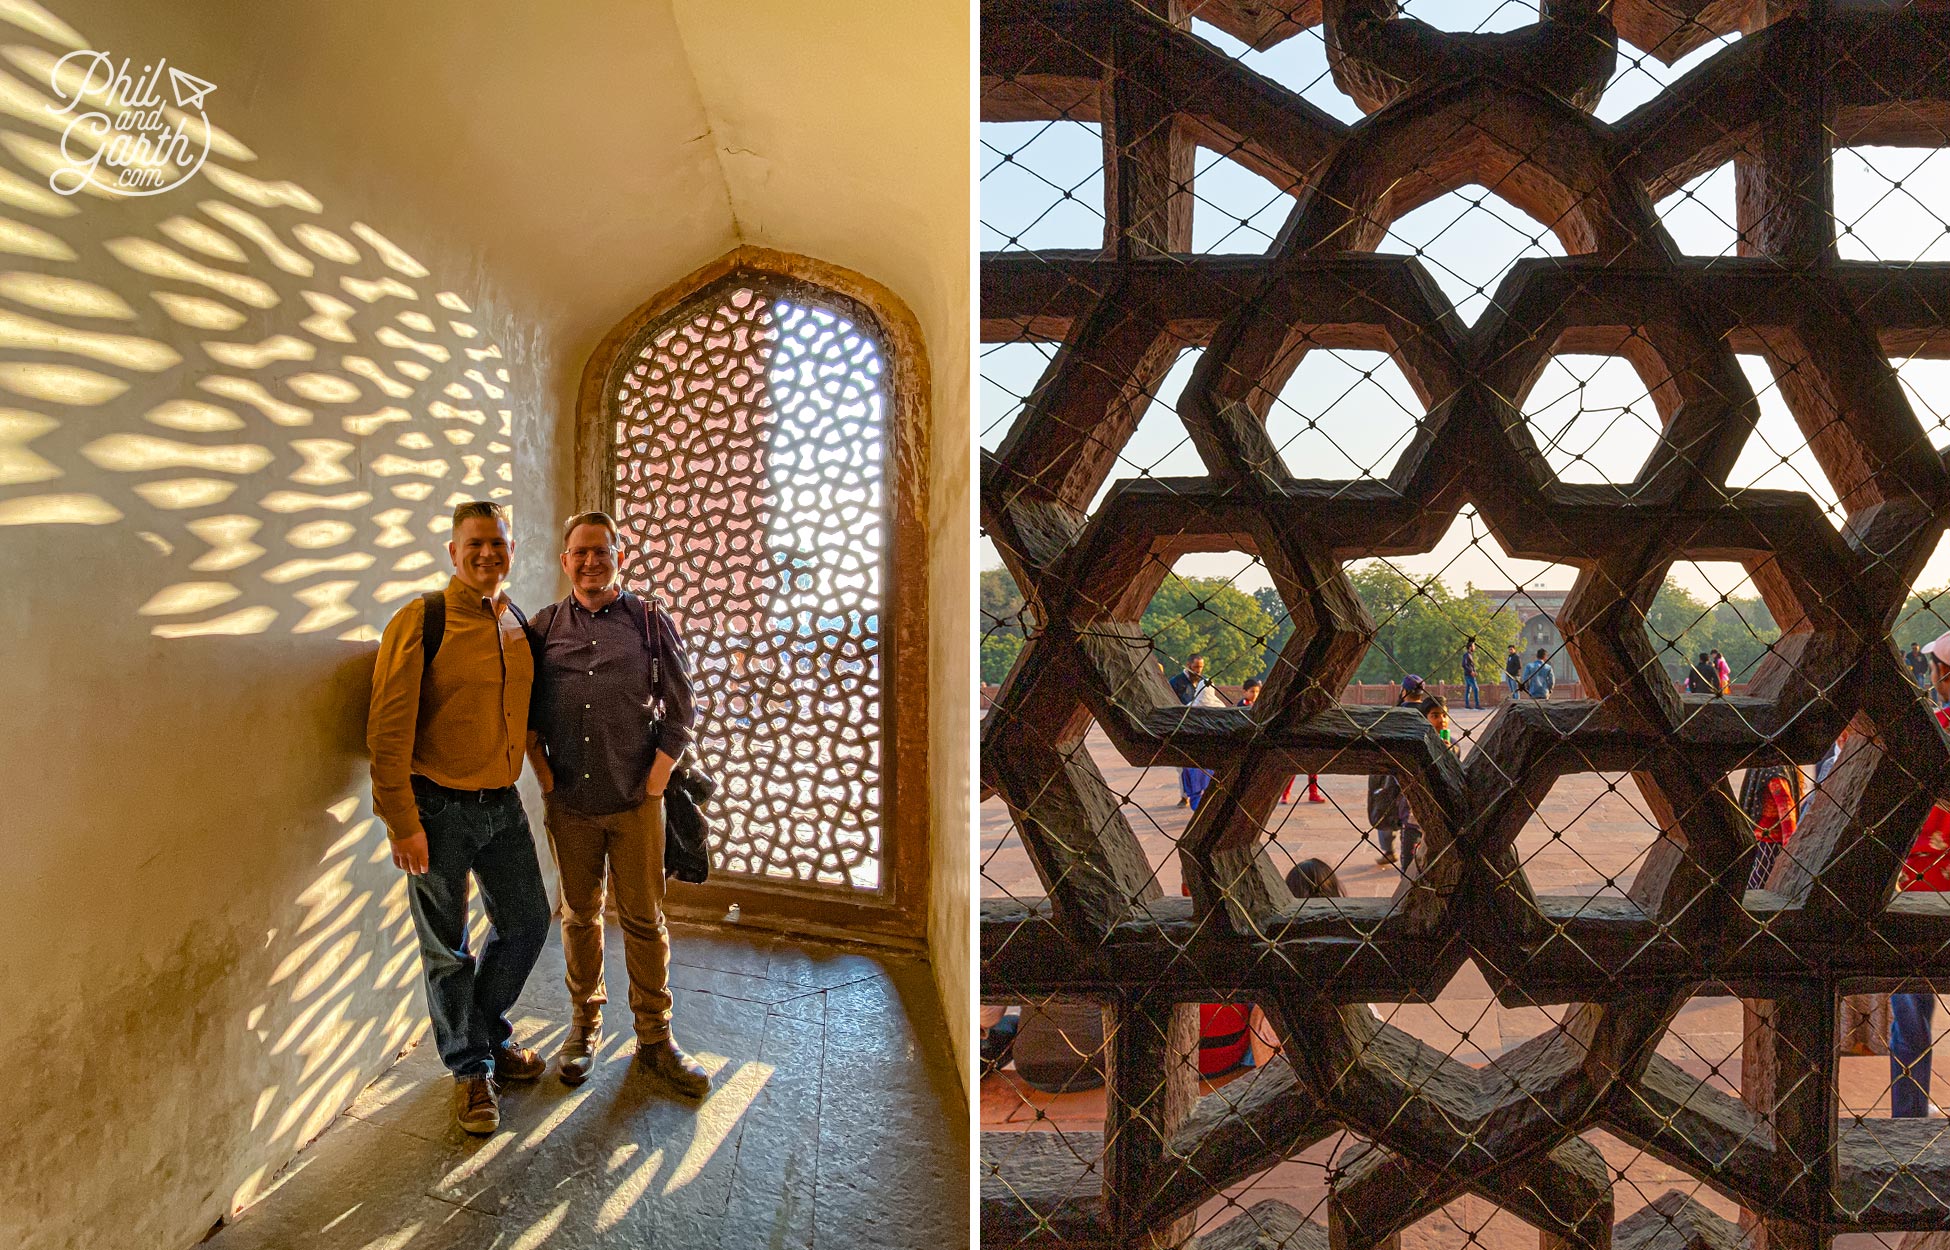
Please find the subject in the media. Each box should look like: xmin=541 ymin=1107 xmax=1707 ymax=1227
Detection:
xmin=407 ymin=780 xmax=552 ymax=1080
xmin=1504 ymin=674 xmax=1520 ymax=698
xmin=1892 ymin=992 xmax=1936 ymax=1117
xmin=1462 ymin=674 xmax=1481 ymax=709
xmin=1185 ymin=768 xmax=1213 ymax=810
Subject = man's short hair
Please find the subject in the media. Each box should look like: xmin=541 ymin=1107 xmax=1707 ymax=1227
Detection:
xmin=561 ymin=510 xmax=621 ymax=549
xmin=1536 ymin=649 xmax=1548 ymax=659
xmin=1188 ymin=653 xmax=1204 ymax=662
xmin=451 ymin=500 xmax=508 ymax=532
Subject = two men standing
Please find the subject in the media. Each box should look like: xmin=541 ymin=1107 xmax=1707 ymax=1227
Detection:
xmin=367 ymin=501 xmax=705 ymax=1135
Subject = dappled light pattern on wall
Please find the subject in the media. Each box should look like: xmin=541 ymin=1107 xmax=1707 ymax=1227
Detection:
xmin=225 ymin=791 xmax=467 ymax=1213
xmin=0 ymin=4 xmax=514 ymax=640
xmin=0 ymin=2 xmax=530 ymax=1240
xmin=610 ymin=278 xmax=886 ymax=890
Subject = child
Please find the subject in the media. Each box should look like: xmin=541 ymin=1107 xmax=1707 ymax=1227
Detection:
xmin=1285 ymin=857 xmax=1343 ymax=900
xmin=1420 ymin=695 xmax=1454 ymax=751
xmin=1393 ymin=696 xmax=1454 ymax=879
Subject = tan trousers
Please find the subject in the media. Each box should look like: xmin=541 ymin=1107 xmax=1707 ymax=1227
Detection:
xmin=544 ymin=792 xmax=672 ymax=1043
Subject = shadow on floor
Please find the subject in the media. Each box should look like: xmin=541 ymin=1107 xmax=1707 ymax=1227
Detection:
xmin=209 ymin=921 xmax=967 ymax=1250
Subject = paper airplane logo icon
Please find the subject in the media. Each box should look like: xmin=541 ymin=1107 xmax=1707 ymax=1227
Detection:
xmin=167 ymin=66 xmax=216 ymax=110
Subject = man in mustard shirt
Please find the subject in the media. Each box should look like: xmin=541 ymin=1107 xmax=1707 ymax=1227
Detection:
xmin=368 ymin=500 xmax=552 ymax=1135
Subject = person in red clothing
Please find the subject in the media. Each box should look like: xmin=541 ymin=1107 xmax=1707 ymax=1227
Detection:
xmin=1741 ymin=761 xmax=1799 ymax=891
xmin=1179 ymin=872 xmax=1255 ymax=1076
xmin=1892 ymin=632 xmax=1950 ymax=1116
xmin=1244 ymin=679 xmax=1325 ymax=804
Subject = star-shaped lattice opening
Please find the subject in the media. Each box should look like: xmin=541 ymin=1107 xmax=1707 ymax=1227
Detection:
xmin=981 ymin=4 xmax=1950 ymax=1246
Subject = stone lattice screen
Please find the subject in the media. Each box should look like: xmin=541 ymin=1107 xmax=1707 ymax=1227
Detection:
xmin=608 ymin=276 xmax=886 ymax=891
xmin=981 ymin=2 xmax=1950 ymax=1248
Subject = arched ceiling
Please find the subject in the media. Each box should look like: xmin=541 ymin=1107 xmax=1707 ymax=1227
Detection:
xmin=44 ymin=0 xmax=967 ymax=368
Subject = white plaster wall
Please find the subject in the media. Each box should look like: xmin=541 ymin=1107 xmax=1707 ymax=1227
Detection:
xmin=669 ymin=0 xmax=974 ymax=1089
xmin=0 ymin=2 xmax=968 ymax=1246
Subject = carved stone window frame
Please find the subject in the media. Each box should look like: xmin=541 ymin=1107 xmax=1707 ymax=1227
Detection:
xmin=577 ymin=245 xmax=931 ymax=942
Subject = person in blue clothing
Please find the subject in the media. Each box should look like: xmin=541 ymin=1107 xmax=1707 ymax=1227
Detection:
xmin=1460 ymin=640 xmax=1482 ymax=710
xmin=1519 ymin=649 xmax=1554 ymax=700
xmin=1169 ymin=655 xmax=1209 ymax=807
xmin=1503 ymin=645 xmax=1523 ymax=699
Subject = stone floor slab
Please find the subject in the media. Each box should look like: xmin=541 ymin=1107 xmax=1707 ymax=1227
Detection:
xmin=211 ymin=922 xmax=967 ymax=1250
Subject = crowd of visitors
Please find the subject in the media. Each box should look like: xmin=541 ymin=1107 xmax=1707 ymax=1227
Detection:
xmin=992 ymin=637 xmax=1950 ymax=1121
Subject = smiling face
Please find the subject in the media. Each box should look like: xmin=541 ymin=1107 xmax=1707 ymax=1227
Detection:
xmin=448 ymin=515 xmax=512 ymax=597
xmin=561 ymin=521 xmax=619 ymax=597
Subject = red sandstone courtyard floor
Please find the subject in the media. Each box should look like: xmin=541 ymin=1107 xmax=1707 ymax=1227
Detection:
xmin=980 ymin=708 xmax=1949 ymax=1250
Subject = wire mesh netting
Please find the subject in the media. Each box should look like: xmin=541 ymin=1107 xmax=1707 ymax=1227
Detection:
xmin=979 ymin=2 xmax=1950 ymax=1247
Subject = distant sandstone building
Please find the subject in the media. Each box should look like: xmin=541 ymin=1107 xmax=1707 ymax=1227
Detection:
xmin=1471 ymin=588 xmax=1576 ymax=682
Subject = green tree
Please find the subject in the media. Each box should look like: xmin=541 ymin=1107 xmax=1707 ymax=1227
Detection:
xmin=1644 ymin=583 xmax=1782 ymax=683
xmin=1142 ymin=575 xmax=1277 ymax=686
xmin=981 ymin=632 xmax=1025 ymax=685
xmin=1438 ymin=590 xmax=1524 ymax=681
xmin=1644 ymin=581 xmax=1710 ymax=679
xmin=1704 ymin=597 xmax=1780 ymax=682
xmin=1898 ymin=588 xmax=1950 ymax=653
xmin=1254 ymin=585 xmax=1296 ymax=673
xmin=1345 ymin=563 xmax=1520 ymax=683
xmin=981 ymin=566 xmax=1028 ymax=638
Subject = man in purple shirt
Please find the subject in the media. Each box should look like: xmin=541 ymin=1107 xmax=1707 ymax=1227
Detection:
xmin=527 ymin=511 xmax=709 ymax=1097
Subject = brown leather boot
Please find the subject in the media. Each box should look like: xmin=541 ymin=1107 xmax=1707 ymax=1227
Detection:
xmin=558 ymin=1024 xmax=600 ymax=1086
xmin=492 ymin=1042 xmax=545 ymax=1082
xmin=455 ymin=1075 xmax=499 ymax=1135
xmin=636 ymin=1037 xmax=710 ymax=1099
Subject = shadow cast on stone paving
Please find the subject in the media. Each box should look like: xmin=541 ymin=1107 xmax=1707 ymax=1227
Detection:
xmin=207 ymin=921 xmax=967 ymax=1250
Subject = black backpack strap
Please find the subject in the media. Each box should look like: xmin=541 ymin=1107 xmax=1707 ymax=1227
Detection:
xmin=420 ymin=590 xmax=445 ymax=672
xmin=500 ymin=598 xmax=537 ymax=672
xmin=630 ymin=591 xmax=665 ymax=717
xmin=425 ymin=590 xmax=536 ymax=674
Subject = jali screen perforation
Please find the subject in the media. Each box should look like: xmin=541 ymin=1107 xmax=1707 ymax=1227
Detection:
xmin=983 ymin=2 xmax=1950 ymax=1249
xmin=610 ymin=275 xmax=886 ymax=890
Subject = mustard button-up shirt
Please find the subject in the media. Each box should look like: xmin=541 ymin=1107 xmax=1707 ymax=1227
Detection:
xmin=367 ymin=577 xmax=534 ymax=841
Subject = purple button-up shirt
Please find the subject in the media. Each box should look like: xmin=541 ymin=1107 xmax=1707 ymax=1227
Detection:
xmin=529 ymin=589 xmax=695 ymax=817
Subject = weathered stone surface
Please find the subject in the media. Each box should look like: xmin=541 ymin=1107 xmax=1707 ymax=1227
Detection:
xmin=1613 ymin=1190 xmax=1750 ymax=1250
xmin=983 ymin=3 xmax=1950 ymax=1245
xmin=1145 ymin=1056 xmax=1335 ymax=1225
xmin=982 ymin=1130 xmax=1112 ymax=1246
xmin=211 ymin=928 xmax=965 ymax=1250
xmin=1204 ymin=1200 xmax=1331 ymax=1250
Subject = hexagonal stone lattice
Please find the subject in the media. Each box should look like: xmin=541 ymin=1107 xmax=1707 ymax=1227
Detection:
xmin=982 ymin=2 xmax=1950 ymax=1247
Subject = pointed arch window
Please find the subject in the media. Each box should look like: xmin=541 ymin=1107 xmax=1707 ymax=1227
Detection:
xmin=582 ymin=256 xmax=927 ymax=932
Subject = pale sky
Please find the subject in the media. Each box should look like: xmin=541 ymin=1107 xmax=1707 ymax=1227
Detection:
xmin=979 ymin=10 xmax=1950 ymax=603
